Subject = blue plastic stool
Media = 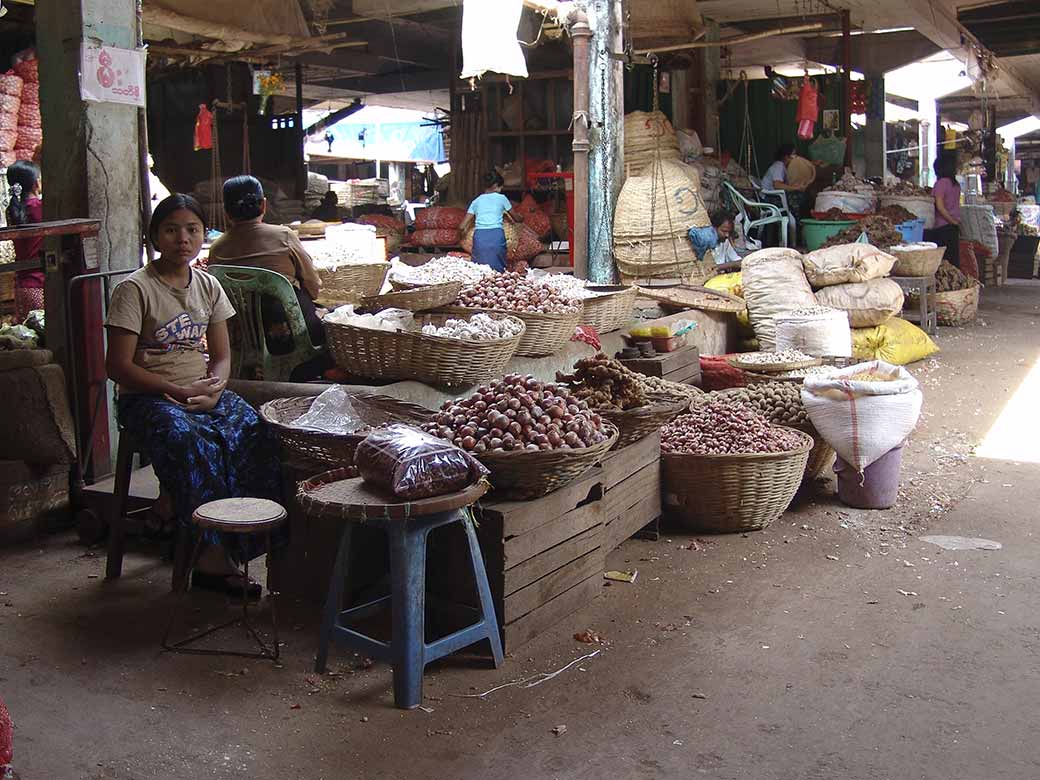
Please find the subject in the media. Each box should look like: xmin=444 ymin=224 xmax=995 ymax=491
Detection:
xmin=314 ymin=508 xmax=504 ymax=709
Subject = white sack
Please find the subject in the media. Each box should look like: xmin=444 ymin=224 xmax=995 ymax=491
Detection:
xmin=461 ymin=0 xmax=528 ymax=80
xmin=815 ymin=278 xmax=904 ymax=328
xmin=801 ymin=360 xmax=922 ymax=472
xmin=775 ymin=307 xmax=852 ymax=357
xmin=741 ymin=248 xmax=817 ymax=351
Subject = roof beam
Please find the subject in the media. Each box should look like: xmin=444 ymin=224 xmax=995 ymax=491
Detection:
xmin=324 ymin=69 xmax=451 ymax=95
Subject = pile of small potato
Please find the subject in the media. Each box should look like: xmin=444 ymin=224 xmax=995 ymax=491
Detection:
xmin=424 ymin=373 xmax=611 ymax=454
xmin=456 ymin=272 xmax=580 ymax=314
xmin=557 ymin=353 xmax=648 ymax=411
xmin=661 ymin=397 xmax=804 ymax=456
xmin=712 ymin=382 xmax=808 ymax=426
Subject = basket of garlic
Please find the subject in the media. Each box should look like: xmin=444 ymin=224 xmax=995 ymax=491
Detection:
xmin=323 ymin=307 xmax=526 ymax=387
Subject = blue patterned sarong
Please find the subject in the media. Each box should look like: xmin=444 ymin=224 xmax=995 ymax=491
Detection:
xmin=471 ymin=227 xmax=507 ymax=272
xmin=117 ymin=390 xmax=284 ymax=562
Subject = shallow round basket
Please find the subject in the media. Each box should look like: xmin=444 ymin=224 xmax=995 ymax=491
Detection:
xmin=259 ymin=393 xmax=435 ymax=467
xmin=635 ymin=284 xmax=746 ymax=314
xmin=727 ymin=354 xmax=822 ymax=373
xmin=890 ymin=246 xmax=944 ymax=277
xmin=323 ymin=312 xmax=525 ymax=387
xmin=935 ymin=284 xmax=980 ymax=326
xmin=318 ymin=262 xmax=390 ymax=305
xmin=599 ymin=394 xmax=689 ymax=449
xmin=661 ymin=426 xmax=813 ymax=533
xmin=436 ymin=304 xmax=582 ymax=358
xmin=581 ymin=285 xmax=638 ymax=333
xmin=476 ymin=423 xmax=619 ymax=500
xmin=360 ymin=281 xmax=462 ymax=312
xmin=743 ymin=370 xmax=805 ymax=384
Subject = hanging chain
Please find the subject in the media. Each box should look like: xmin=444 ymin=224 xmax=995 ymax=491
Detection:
xmin=650 ymin=54 xmax=660 ymax=113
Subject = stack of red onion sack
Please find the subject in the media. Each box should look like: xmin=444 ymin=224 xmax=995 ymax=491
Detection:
xmin=515 ymin=194 xmax=551 ymax=239
xmin=461 ymin=220 xmax=545 ymax=268
xmin=12 ymin=48 xmax=39 ymax=163
xmin=409 ymin=206 xmax=468 ymax=247
xmin=0 ymin=72 xmax=22 ymax=167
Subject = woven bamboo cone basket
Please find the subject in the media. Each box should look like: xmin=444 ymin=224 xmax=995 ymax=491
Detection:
xmin=477 ymin=424 xmax=619 ymax=500
xmin=661 ymin=427 xmax=813 ymax=533
xmin=323 ymin=312 xmax=525 ymax=387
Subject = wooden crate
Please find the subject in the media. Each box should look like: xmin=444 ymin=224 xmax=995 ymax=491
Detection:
xmin=620 ymin=346 xmax=701 ymax=386
xmin=473 ymin=469 xmax=606 ymax=651
xmin=601 ymin=432 xmax=662 ymax=551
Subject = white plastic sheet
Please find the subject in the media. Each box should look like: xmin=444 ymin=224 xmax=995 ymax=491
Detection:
xmin=461 ymin=0 xmax=528 ymax=80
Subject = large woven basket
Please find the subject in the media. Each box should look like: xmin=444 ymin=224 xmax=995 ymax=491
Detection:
xmin=477 ymin=423 xmax=619 ymax=500
xmin=935 ymin=283 xmax=980 ymax=326
xmin=318 ymin=262 xmax=390 ymax=305
xmin=360 ymin=280 xmax=462 ymax=312
xmin=260 ymin=393 xmax=434 ymax=468
xmin=581 ymin=285 xmax=638 ymax=333
xmin=661 ymin=427 xmax=813 ymax=533
xmin=792 ymin=421 xmax=836 ymax=481
xmin=435 ymin=304 xmax=581 ymax=357
xmin=600 ymin=395 xmax=688 ymax=450
xmin=890 ymin=246 xmax=944 ymax=277
xmin=324 ymin=312 xmax=525 ymax=387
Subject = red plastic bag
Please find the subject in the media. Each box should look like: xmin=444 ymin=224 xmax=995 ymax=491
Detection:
xmin=796 ymin=78 xmax=819 ymax=140
xmin=571 ymin=325 xmax=601 ymax=352
xmin=194 ymin=104 xmax=213 ymax=151
xmin=354 ymin=424 xmax=488 ymax=500
xmin=699 ymin=354 xmax=746 ymax=391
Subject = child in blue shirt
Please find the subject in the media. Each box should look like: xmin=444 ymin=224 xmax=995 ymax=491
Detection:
xmin=460 ymin=171 xmax=524 ymax=272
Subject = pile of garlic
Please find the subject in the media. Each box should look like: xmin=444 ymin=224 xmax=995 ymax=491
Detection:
xmin=421 ymin=313 xmax=523 ymax=341
xmin=531 ymin=271 xmax=597 ymax=300
xmin=391 ymin=256 xmax=495 ymax=286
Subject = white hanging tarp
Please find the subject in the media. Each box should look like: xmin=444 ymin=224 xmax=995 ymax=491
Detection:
xmin=460 ymin=0 xmax=528 ymax=80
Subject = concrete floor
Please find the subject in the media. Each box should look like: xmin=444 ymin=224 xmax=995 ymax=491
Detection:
xmin=3 ymin=282 xmax=1040 ymax=779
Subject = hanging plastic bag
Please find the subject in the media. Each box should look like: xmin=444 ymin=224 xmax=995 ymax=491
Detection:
xmin=796 ymin=78 xmax=819 ymax=140
xmin=460 ymin=0 xmax=528 ymax=80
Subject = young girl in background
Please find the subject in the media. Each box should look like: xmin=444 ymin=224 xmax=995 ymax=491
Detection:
xmin=6 ymin=160 xmax=44 ymax=320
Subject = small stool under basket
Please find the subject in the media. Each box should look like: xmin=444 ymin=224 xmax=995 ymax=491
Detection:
xmin=163 ymin=498 xmax=286 ymax=660
xmin=890 ymin=275 xmax=937 ymax=335
xmin=299 ymin=471 xmax=502 ymax=710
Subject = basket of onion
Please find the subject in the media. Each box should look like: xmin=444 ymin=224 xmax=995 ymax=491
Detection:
xmin=660 ymin=396 xmax=812 ymax=533
xmin=424 ymin=373 xmax=618 ymax=500
xmin=437 ymin=272 xmax=583 ymax=357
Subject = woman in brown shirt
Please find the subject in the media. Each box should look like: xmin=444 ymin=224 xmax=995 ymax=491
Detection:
xmin=208 ymin=175 xmax=325 ymax=346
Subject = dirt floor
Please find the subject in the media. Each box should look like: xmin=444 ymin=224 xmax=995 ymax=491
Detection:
xmin=4 ymin=282 xmax=1040 ymax=779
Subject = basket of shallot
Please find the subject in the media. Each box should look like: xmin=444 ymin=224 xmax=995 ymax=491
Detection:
xmin=437 ymin=272 xmax=583 ymax=357
xmin=530 ymin=271 xmax=637 ymax=334
xmin=323 ymin=307 xmax=525 ymax=387
xmin=424 ymin=373 xmax=618 ymax=500
xmin=660 ymin=396 xmax=812 ymax=533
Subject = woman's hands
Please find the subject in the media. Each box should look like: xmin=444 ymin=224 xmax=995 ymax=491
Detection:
xmin=165 ymin=376 xmax=226 ymax=412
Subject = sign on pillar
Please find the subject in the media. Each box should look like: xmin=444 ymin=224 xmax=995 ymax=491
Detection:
xmin=80 ymin=43 xmax=146 ymax=107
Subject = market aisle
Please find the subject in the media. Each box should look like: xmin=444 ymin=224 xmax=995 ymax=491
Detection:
xmin=2 ymin=283 xmax=1040 ymax=780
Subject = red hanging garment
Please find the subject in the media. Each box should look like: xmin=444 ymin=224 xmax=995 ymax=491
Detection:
xmin=194 ymin=104 xmax=213 ymax=151
xmin=796 ymin=78 xmax=819 ymax=140
xmin=0 ymin=696 xmax=12 ymax=768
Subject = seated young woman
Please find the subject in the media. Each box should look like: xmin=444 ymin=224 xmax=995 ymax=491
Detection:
xmin=105 ymin=194 xmax=283 ymax=597
xmin=208 ymin=175 xmax=326 ymax=350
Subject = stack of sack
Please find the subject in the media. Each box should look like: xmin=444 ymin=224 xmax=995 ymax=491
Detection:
xmin=357 ymin=214 xmax=406 ymax=259
xmin=513 ymin=194 xmax=551 ymax=239
xmin=0 ymin=71 xmax=22 ymax=168
xmin=460 ymin=220 xmax=545 ymax=267
xmin=304 ymin=172 xmax=331 ymax=215
xmin=12 ymin=48 xmax=40 ymax=163
xmin=409 ymin=206 xmax=468 ymax=247
xmin=801 ymin=243 xmax=938 ymax=364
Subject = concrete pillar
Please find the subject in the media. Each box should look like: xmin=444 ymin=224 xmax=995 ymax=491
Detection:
xmin=864 ymin=73 xmax=886 ymax=179
xmin=586 ymin=0 xmax=624 ymax=284
xmin=37 ymin=0 xmax=142 ymax=275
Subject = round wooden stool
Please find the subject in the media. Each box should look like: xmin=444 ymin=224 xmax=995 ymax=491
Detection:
xmin=162 ymin=498 xmax=286 ymax=661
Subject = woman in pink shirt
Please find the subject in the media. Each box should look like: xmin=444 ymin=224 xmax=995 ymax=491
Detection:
xmin=926 ymin=154 xmax=961 ymax=268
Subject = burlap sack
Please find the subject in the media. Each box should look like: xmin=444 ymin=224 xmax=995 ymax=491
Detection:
xmin=815 ymin=278 xmax=905 ymax=328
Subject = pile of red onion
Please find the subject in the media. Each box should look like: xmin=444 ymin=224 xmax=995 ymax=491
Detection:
xmin=425 ymin=373 xmax=610 ymax=453
xmin=661 ymin=397 xmax=804 ymax=455
xmin=456 ymin=272 xmax=580 ymax=314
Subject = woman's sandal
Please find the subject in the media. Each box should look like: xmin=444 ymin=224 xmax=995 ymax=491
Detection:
xmin=191 ymin=571 xmax=262 ymax=600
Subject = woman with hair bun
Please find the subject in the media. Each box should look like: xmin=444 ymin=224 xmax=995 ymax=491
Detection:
xmin=208 ymin=175 xmax=325 ymax=351
xmin=459 ymin=171 xmax=524 ymax=272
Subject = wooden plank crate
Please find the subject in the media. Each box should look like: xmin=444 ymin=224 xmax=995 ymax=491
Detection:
xmin=600 ymin=432 xmax=662 ymax=551
xmin=469 ymin=469 xmax=606 ymax=651
xmin=619 ymin=345 xmax=701 ymax=386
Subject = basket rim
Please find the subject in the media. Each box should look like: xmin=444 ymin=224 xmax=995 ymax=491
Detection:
xmin=435 ymin=303 xmax=583 ymax=322
xmin=315 ymin=260 xmax=391 ymax=272
xmin=596 ymin=393 xmax=689 ymax=418
xmin=323 ymin=311 xmax=527 ymax=347
xmin=661 ymin=425 xmax=815 ymax=462
xmin=475 ymin=422 xmax=619 ymax=464
xmin=727 ymin=355 xmax=823 ymax=373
